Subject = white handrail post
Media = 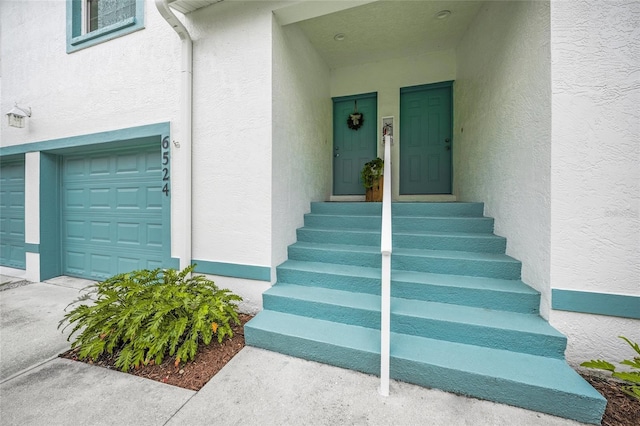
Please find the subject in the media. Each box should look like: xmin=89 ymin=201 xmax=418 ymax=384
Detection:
xmin=380 ymin=133 xmax=393 ymax=396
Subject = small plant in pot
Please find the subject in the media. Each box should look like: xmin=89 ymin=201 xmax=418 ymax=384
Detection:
xmin=361 ymin=157 xmax=384 ymax=202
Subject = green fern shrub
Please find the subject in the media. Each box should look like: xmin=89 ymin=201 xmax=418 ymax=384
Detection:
xmin=581 ymin=336 xmax=640 ymax=401
xmin=59 ymin=265 xmax=242 ymax=372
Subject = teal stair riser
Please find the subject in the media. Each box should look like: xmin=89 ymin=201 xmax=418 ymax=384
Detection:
xmin=277 ymin=264 xmax=540 ymax=313
xmin=304 ymin=214 xmax=494 ymax=233
xmin=391 ymin=359 xmax=605 ymax=425
xmin=277 ymin=266 xmax=380 ymax=295
xmin=245 ymin=327 xmax=380 ymax=376
xmin=394 ymin=233 xmax=506 ymax=253
xmin=310 ymin=202 xmax=382 ymax=216
xmin=289 ymin=246 xmax=520 ymax=280
xmin=392 ymin=280 xmax=539 ymax=314
xmin=393 ymin=254 xmax=521 ymax=279
xmin=288 ymin=245 xmax=381 ymax=268
xmin=263 ymin=292 xmax=565 ymax=358
xmin=391 ymin=315 xmax=565 ymax=358
xmin=296 ymin=228 xmax=507 ymax=253
xmin=296 ymin=228 xmax=380 ymax=247
xmin=304 ymin=214 xmax=380 ymax=230
xmin=309 ymin=202 xmax=485 ymax=217
xmin=391 ymin=202 xmax=484 ymax=217
xmin=263 ymin=293 xmax=380 ymax=330
xmin=393 ymin=217 xmax=494 ymax=233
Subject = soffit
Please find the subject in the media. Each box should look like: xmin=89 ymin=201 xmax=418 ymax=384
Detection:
xmin=168 ymin=0 xmax=223 ymax=14
xmin=294 ymin=0 xmax=484 ymax=68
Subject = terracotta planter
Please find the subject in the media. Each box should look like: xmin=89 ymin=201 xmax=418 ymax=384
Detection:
xmin=365 ymin=176 xmax=383 ymax=202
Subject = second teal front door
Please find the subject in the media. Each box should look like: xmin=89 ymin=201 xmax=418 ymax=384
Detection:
xmin=400 ymin=82 xmax=453 ymax=194
xmin=333 ymin=93 xmax=377 ymax=195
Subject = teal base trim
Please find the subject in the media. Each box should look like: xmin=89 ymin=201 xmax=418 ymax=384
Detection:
xmin=192 ymin=260 xmax=270 ymax=281
xmin=24 ymin=244 xmax=40 ymax=253
xmin=552 ymin=289 xmax=640 ymax=319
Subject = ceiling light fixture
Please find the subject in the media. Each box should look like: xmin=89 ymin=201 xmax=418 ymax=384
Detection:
xmin=334 ymin=33 xmax=346 ymax=41
xmin=435 ymin=10 xmax=451 ymax=20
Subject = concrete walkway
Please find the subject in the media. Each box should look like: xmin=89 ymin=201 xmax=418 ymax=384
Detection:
xmin=0 ymin=275 xmax=587 ymax=425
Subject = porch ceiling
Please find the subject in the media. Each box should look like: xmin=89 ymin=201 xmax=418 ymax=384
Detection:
xmin=293 ymin=1 xmax=484 ymax=68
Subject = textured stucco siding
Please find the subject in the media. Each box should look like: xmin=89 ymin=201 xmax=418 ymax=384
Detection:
xmin=454 ymin=1 xmax=552 ymax=317
xmin=0 ymin=1 xmax=180 ymax=145
xmin=549 ymin=0 xmax=640 ymax=364
xmin=330 ymin=50 xmax=457 ymax=200
xmin=188 ymin=1 xmax=274 ymax=269
xmin=271 ymin=20 xmax=332 ymax=275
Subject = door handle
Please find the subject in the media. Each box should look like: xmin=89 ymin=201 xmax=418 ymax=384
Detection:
xmin=335 ymin=153 xmax=340 ymax=157
xmin=445 ymin=138 xmax=450 ymax=143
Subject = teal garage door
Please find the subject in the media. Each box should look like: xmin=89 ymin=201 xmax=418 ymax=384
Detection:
xmin=61 ymin=145 xmax=163 ymax=280
xmin=0 ymin=158 xmax=26 ymax=269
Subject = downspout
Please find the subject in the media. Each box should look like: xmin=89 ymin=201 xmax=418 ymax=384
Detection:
xmin=155 ymin=0 xmax=192 ymax=271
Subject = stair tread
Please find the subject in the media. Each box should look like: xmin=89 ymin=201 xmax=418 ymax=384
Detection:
xmin=279 ymin=260 xmax=537 ymax=295
xmin=394 ymin=247 xmax=519 ymax=262
xmin=292 ymin=241 xmax=519 ymax=263
xmin=300 ymin=227 xmax=503 ymax=239
xmin=265 ymin=284 xmax=560 ymax=337
xmin=246 ymin=311 xmax=601 ymax=399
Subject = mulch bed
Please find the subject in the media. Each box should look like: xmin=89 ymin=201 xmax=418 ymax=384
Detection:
xmin=580 ymin=373 xmax=639 ymax=426
xmin=60 ymin=313 xmax=252 ymax=391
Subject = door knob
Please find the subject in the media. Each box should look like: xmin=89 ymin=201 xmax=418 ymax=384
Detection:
xmin=445 ymin=138 xmax=450 ymax=143
xmin=335 ymin=153 xmax=340 ymax=157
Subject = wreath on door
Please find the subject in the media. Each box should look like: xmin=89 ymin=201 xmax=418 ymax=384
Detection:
xmin=347 ymin=100 xmax=364 ymax=131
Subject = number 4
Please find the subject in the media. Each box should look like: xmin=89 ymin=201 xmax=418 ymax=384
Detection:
xmin=163 ymin=183 xmax=169 ymax=196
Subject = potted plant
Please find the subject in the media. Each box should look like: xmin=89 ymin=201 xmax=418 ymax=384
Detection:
xmin=361 ymin=157 xmax=384 ymax=202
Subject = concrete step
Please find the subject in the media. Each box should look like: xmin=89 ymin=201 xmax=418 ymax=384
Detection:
xmin=288 ymin=243 xmax=521 ymax=280
xmin=296 ymin=227 xmax=506 ymax=253
xmin=303 ymin=214 xmax=494 ymax=233
xmin=309 ymin=202 xmax=485 ymax=217
xmin=245 ymin=311 xmax=606 ymax=425
xmin=276 ymin=260 xmax=539 ymax=313
xmin=263 ymin=284 xmax=565 ymax=358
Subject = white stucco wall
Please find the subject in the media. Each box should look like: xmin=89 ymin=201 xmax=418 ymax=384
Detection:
xmin=271 ymin=20 xmax=332 ymax=273
xmin=549 ymin=0 xmax=640 ymax=364
xmin=0 ymin=1 xmax=180 ymax=145
xmin=330 ymin=50 xmax=457 ymax=200
xmin=454 ymin=1 xmax=552 ymax=317
xmin=0 ymin=0 xmax=186 ymax=258
xmin=188 ymin=1 xmax=274 ymax=269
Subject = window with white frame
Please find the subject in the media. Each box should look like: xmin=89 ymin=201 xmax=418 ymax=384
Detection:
xmin=67 ymin=0 xmax=144 ymax=53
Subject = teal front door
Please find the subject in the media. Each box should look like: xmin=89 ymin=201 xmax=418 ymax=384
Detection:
xmin=400 ymin=82 xmax=453 ymax=194
xmin=333 ymin=93 xmax=377 ymax=195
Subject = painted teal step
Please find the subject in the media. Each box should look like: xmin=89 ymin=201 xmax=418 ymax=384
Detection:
xmin=393 ymin=248 xmax=521 ymax=279
xmin=392 ymin=216 xmax=494 ymax=233
xmin=276 ymin=260 xmax=539 ymax=313
xmin=263 ymin=284 xmax=565 ymax=358
xmin=296 ymin=227 xmax=506 ymax=253
xmin=304 ymin=213 xmax=494 ymax=234
xmin=391 ymin=269 xmax=539 ymax=313
xmin=310 ymin=202 xmax=382 ymax=216
xmin=288 ymin=243 xmax=521 ymax=280
xmin=288 ymin=242 xmax=381 ymax=268
xmin=394 ymin=230 xmax=506 ymax=253
xmin=245 ymin=311 xmax=606 ymax=425
xmin=309 ymin=202 xmax=485 ymax=217
xmin=392 ymin=202 xmax=484 ymax=217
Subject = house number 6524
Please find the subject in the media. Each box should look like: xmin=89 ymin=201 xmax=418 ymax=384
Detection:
xmin=162 ymin=136 xmax=170 ymax=197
